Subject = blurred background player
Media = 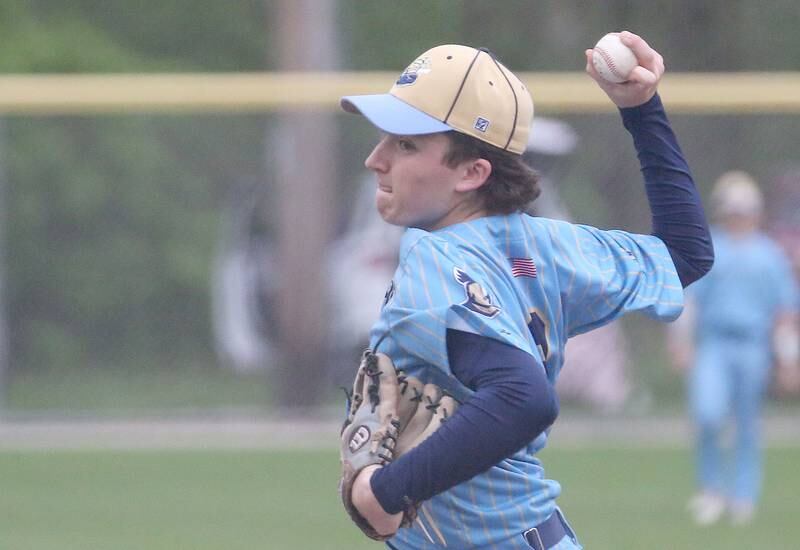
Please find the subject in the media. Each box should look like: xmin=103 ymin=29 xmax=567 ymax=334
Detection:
xmin=668 ymin=171 xmax=799 ymax=526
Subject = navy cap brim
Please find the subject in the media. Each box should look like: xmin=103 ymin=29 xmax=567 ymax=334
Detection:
xmin=340 ymin=94 xmax=452 ymax=135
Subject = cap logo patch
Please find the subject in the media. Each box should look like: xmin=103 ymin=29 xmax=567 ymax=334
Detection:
xmin=474 ymin=117 xmax=490 ymax=133
xmin=396 ymin=56 xmax=431 ymax=86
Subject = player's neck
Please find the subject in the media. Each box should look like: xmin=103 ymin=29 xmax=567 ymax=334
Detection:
xmin=427 ymin=201 xmax=489 ymax=231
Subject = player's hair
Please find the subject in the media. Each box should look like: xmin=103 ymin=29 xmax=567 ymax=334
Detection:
xmin=443 ymin=131 xmax=541 ymax=214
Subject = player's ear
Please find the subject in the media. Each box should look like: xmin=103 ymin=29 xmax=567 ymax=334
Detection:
xmin=455 ymin=158 xmax=492 ymax=192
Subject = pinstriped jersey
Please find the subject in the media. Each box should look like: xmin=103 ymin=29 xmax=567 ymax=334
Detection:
xmin=371 ymin=212 xmax=683 ymax=549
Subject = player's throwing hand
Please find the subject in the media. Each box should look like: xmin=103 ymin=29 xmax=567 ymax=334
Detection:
xmin=585 ymin=31 xmax=665 ymax=108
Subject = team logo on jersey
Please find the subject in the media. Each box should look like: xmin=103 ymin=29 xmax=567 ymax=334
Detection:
xmin=453 ymin=267 xmax=501 ymax=318
xmin=382 ymin=280 xmax=396 ymax=307
xmin=396 ymin=56 xmax=431 ymax=86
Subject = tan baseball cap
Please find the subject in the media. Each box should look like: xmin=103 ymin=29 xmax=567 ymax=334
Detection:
xmin=341 ymin=45 xmax=534 ymax=155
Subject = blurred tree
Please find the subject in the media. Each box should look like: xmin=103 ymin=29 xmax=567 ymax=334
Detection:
xmin=0 ymin=1 xmax=268 ymax=375
xmin=0 ymin=0 xmax=267 ymax=72
xmin=60 ymin=0 xmax=267 ymax=71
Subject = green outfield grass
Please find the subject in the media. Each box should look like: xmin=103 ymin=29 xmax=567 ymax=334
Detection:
xmin=1 ymin=446 xmax=798 ymax=550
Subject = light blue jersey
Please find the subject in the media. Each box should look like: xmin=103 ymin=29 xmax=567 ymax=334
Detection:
xmin=371 ymin=212 xmax=683 ymax=549
xmin=691 ymin=228 xmax=798 ymax=346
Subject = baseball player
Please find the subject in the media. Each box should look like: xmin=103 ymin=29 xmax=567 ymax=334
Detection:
xmin=669 ymin=171 xmax=799 ymax=526
xmin=339 ymin=31 xmax=713 ymax=549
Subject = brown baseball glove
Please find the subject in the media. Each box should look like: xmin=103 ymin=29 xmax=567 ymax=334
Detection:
xmin=339 ymin=350 xmax=458 ymax=541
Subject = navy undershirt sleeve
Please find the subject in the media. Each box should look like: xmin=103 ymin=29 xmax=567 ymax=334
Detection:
xmin=621 ymin=93 xmax=714 ymax=287
xmin=370 ymin=330 xmax=558 ymax=514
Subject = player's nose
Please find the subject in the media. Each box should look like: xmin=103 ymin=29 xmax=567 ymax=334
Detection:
xmin=365 ymin=138 xmax=390 ymax=173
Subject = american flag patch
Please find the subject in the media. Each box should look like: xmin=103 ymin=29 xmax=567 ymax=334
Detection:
xmin=510 ymin=257 xmax=537 ymax=278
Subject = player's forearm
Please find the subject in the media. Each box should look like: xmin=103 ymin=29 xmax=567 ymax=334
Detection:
xmin=774 ymin=312 xmax=800 ymax=366
xmin=621 ymin=93 xmax=714 ymax=287
xmin=370 ymin=330 xmax=557 ymax=514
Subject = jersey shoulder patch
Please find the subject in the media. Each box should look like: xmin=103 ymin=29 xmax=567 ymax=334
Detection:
xmin=453 ymin=267 xmax=501 ymax=318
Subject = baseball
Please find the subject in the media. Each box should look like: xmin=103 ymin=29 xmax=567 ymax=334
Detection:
xmin=592 ymin=33 xmax=638 ymax=83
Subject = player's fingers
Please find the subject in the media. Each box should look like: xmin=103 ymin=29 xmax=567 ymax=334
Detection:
xmin=618 ymin=31 xmax=651 ymax=62
xmin=584 ymin=49 xmax=607 ymax=85
xmin=646 ymin=50 xmax=665 ymax=79
xmin=626 ymin=65 xmax=658 ymax=87
xmin=584 ymin=49 xmax=595 ymax=76
xmin=619 ymin=31 xmax=664 ymax=77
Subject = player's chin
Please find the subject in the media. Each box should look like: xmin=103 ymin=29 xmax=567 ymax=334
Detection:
xmin=375 ymin=197 xmax=397 ymax=224
xmin=376 ymin=205 xmax=413 ymax=229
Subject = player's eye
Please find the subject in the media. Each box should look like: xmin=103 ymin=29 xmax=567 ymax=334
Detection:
xmin=397 ymin=138 xmax=417 ymax=152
